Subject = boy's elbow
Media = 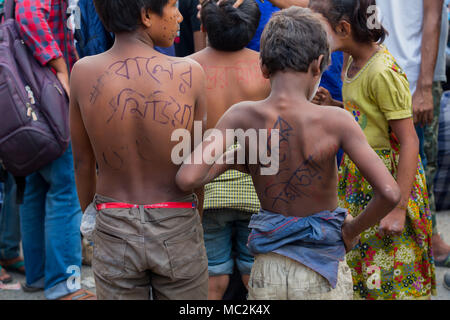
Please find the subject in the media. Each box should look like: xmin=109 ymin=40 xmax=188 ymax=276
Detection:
xmin=381 ymin=183 xmax=402 ymax=208
xmin=175 ymin=170 xmax=197 ymax=192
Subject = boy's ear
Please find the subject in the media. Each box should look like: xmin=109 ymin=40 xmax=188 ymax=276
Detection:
xmin=310 ymin=54 xmax=324 ymax=78
xmin=260 ymin=61 xmax=270 ymax=79
xmin=141 ymin=8 xmax=153 ymax=28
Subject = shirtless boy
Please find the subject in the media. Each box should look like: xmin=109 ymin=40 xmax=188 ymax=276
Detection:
xmin=188 ymin=0 xmax=270 ymax=299
xmin=69 ymin=0 xmax=208 ymax=300
xmin=176 ymin=7 xmax=401 ymax=300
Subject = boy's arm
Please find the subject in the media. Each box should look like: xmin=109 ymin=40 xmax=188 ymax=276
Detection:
xmin=15 ymin=1 xmax=70 ymax=96
xmin=267 ymin=0 xmax=309 ymax=8
xmin=191 ymin=62 xmax=208 ymax=215
xmin=229 ymin=0 xmax=308 ymax=8
xmin=337 ymin=110 xmax=401 ymax=242
xmin=69 ymin=63 xmax=97 ymax=212
xmin=378 ymin=118 xmax=419 ymax=237
xmin=312 ymin=87 xmax=343 ymax=108
xmin=176 ymin=104 xmax=247 ymax=191
xmin=48 ymin=57 xmax=71 ymax=98
xmin=190 ymin=1 xmax=206 ymax=52
xmin=413 ymin=0 xmax=443 ymax=125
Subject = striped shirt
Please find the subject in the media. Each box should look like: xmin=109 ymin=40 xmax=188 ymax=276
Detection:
xmin=203 ymin=169 xmax=260 ymax=214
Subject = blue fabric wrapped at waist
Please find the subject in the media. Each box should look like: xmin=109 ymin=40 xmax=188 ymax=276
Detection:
xmin=247 ymin=207 xmax=348 ymax=288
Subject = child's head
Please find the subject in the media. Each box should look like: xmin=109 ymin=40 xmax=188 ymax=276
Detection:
xmin=93 ymin=0 xmax=183 ymax=47
xmin=260 ymin=7 xmax=330 ymax=79
xmin=309 ymin=0 xmax=387 ymax=50
xmin=200 ymin=0 xmax=261 ymax=51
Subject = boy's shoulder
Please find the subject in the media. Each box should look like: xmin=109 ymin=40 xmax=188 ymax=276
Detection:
xmin=223 ymin=99 xmax=266 ymax=126
xmin=72 ymin=53 xmax=99 ymax=71
xmin=168 ymin=55 xmax=202 ymax=67
xmin=188 ymin=47 xmax=260 ymax=64
xmin=314 ymin=105 xmax=356 ymax=129
xmin=166 ymin=55 xmax=206 ymax=78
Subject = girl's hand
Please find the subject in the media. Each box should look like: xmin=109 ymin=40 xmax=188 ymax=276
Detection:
xmin=378 ymin=207 xmax=407 ymax=238
xmin=197 ymin=0 xmax=243 ymax=20
xmin=229 ymin=0 xmax=244 ymax=7
xmin=312 ymin=87 xmax=333 ymax=105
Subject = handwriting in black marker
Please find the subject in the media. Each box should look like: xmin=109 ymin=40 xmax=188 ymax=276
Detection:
xmin=268 ymin=116 xmax=293 ymax=164
xmin=107 ymin=57 xmax=194 ymax=95
xmin=109 ymin=56 xmax=156 ymax=80
xmin=115 ymin=88 xmax=147 ymax=120
xmin=102 ymin=150 xmax=124 ymax=170
xmin=135 ymin=137 xmax=153 ymax=161
xmin=264 ymin=156 xmax=322 ymax=209
xmin=152 ymin=62 xmax=174 ymax=80
xmin=178 ymin=64 xmax=192 ymax=94
xmin=106 ymin=89 xmax=193 ymax=129
xmin=170 ymin=96 xmax=192 ymax=129
xmin=89 ymin=72 xmax=109 ymax=104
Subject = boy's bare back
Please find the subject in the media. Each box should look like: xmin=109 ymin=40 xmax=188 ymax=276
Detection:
xmin=71 ymin=48 xmax=205 ymax=205
xmin=230 ymin=99 xmax=345 ymax=217
xmin=189 ymin=47 xmax=270 ymax=129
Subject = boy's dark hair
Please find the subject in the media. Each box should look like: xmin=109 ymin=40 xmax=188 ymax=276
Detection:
xmin=201 ymin=0 xmax=261 ymax=51
xmin=93 ymin=0 xmax=169 ymax=33
xmin=309 ymin=0 xmax=387 ymax=44
xmin=260 ymin=7 xmax=330 ymax=76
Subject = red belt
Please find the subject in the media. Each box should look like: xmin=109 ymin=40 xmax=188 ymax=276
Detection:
xmin=96 ymin=202 xmax=196 ymax=211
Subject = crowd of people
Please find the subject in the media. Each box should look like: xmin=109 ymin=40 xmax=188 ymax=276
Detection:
xmin=0 ymin=0 xmax=450 ymax=300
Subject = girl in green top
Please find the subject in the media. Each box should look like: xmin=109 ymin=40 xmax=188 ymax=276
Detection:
xmin=310 ymin=0 xmax=436 ymax=300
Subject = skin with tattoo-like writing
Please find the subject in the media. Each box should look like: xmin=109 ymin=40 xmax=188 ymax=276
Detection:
xmin=69 ymin=0 xmax=207 ymax=211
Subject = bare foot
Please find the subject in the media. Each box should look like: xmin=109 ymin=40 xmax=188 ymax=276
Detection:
xmin=0 ymin=267 xmax=12 ymax=283
xmin=432 ymin=233 xmax=450 ymax=262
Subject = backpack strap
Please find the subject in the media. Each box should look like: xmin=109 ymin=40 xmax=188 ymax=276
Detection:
xmin=4 ymin=0 xmax=15 ymax=21
xmin=61 ymin=0 xmax=71 ymax=72
xmin=13 ymin=176 xmax=26 ymax=205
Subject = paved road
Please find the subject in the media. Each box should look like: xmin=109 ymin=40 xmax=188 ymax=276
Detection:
xmin=1 ymin=211 xmax=449 ymax=300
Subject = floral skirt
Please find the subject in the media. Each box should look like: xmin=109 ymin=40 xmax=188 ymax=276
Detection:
xmin=338 ymin=148 xmax=436 ymax=300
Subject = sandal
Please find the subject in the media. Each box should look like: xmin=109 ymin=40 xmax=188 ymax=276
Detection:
xmin=0 ymin=257 xmax=25 ymax=275
xmin=59 ymin=289 xmax=97 ymax=300
xmin=0 ymin=266 xmax=12 ymax=284
xmin=21 ymin=282 xmax=44 ymax=293
xmin=435 ymin=252 xmax=450 ymax=268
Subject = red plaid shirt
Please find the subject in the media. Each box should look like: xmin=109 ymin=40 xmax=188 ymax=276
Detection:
xmin=15 ymin=0 xmax=77 ymax=70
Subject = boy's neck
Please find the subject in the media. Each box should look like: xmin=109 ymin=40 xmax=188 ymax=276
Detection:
xmin=269 ymin=71 xmax=312 ymax=104
xmin=113 ymin=30 xmax=156 ymax=50
xmin=205 ymin=46 xmax=249 ymax=56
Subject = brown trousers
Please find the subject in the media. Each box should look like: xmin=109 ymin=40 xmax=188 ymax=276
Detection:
xmin=92 ymin=194 xmax=208 ymax=300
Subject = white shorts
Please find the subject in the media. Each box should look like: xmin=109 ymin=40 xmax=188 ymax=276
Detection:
xmin=247 ymin=252 xmax=353 ymax=300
